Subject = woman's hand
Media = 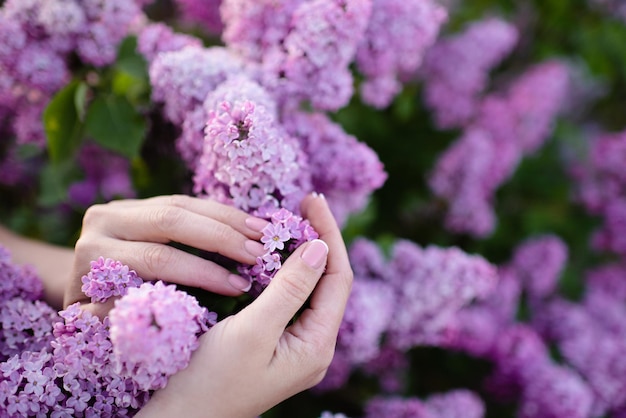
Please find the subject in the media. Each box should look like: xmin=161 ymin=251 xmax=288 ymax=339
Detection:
xmin=65 ymin=195 xmax=270 ymax=317
xmin=137 ymin=193 xmax=353 ymax=418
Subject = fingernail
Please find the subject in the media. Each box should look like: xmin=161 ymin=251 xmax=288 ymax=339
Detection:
xmin=228 ymin=274 xmax=251 ymax=292
xmin=244 ymin=240 xmax=266 ymax=257
xmin=245 ymin=217 xmax=269 ymax=232
xmin=301 ymin=239 xmax=328 ymax=269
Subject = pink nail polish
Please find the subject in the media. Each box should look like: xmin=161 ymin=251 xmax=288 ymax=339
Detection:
xmin=244 ymin=240 xmax=266 ymax=257
xmin=301 ymin=239 xmax=328 ymax=269
xmin=228 ymin=274 xmax=251 ymax=292
xmin=245 ymin=217 xmax=269 ymax=232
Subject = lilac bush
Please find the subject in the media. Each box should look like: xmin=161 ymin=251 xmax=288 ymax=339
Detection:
xmin=2 ymin=0 xmax=626 ymax=416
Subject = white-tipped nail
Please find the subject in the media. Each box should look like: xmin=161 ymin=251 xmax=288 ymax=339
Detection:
xmin=228 ymin=274 xmax=251 ymax=292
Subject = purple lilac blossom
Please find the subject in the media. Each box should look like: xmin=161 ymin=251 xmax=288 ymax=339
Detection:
xmin=0 ymin=298 xmax=58 ymax=362
xmin=424 ymin=389 xmax=485 ymax=418
xmin=283 ymin=111 xmax=387 ymax=225
xmin=534 ymin=299 xmax=626 ymax=416
xmin=0 ymin=251 xmax=217 ymax=416
xmin=221 ymin=0 xmax=371 ymax=111
xmin=429 ymin=61 xmax=570 ymax=237
xmin=319 ymin=412 xmax=349 ymax=418
xmin=508 ymin=235 xmax=568 ymax=300
xmin=194 ymin=83 xmax=310 ymax=214
xmin=356 ymin=0 xmax=447 ymax=108
xmin=238 ymin=208 xmax=318 ymax=292
xmin=81 ymin=257 xmax=143 ymax=303
xmin=68 ymin=142 xmax=136 ymax=208
xmin=0 ymin=246 xmax=43 ymax=304
xmin=365 ymin=396 xmax=433 ymax=418
xmin=173 ymin=0 xmax=223 ymax=35
xmin=149 ymin=45 xmax=245 ymax=125
xmin=109 ymin=281 xmax=215 ymax=391
xmin=137 ymin=22 xmax=203 ymax=64
xmin=422 ymin=17 xmax=518 ymax=129
xmin=518 ymin=364 xmax=593 ymax=418
xmin=385 ymin=240 xmax=498 ymax=349
xmin=591 ymin=198 xmax=626 ymax=256
xmin=336 ymin=278 xmax=395 ymax=363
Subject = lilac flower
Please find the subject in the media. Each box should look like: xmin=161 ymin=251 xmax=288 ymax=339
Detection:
xmin=356 ymin=0 xmax=448 ymax=108
xmin=81 ymin=257 xmax=143 ymax=303
xmin=365 ymin=396 xmax=433 ymax=418
xmin=1 ymin=298 xmax=58 ymax=361
xmin=149 ymin=45 xmax=245 ymax=124
xmin=109 ymin=281 xmax=213 ymax=391
xmin=422 ymin=17 xmax=518 ymax=128
xmin=194 ymin=79 xmax=310 ymax=214
xmin=239 ymin=208 xmax=318 ymax=291
xmin=508 ymin=235 xmax=568 ymax=300
xmin=173 ymin=0 xmax=223 ymax=35
xmin=284 ymin=111 xmax=387 ymax=226
xmin=385 ymin=240 xmax=498 ymax=349
xmin=137 ymin=22 xmax=203 ymax=64
xmin=429 ymin=61 xmax=570 ymax=237
xmin=0 ymin=246 xmax=44 ymax=304
xmin=424 ymin=390 xmax=485 ymax=418
xmin=319 ymin=412 xmax=349 ymax=418
xmin=518 ymin=364 xmax=593 ymax=418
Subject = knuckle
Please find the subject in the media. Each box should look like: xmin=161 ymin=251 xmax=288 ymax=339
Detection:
xmin=149 ymin=206 xmax=184 ymax=233
xmin=165 ymin=194 xmax=190 ymax=208
xmin=81 ymin=204 xmax=107 ymax=228
xmin=277 ymin=273 xmax=312 ymax=305
xmin=142 ymin=244 xmax=173 ymax=275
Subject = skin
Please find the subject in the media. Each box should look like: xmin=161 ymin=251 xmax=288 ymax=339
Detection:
xmin=136 ymin=193 xmax=353 ymax=418
xmin=65 ymin=194 xmax=271 ymax=318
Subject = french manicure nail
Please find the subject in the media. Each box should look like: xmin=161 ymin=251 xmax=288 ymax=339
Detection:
xmin=301 ymin=239 xmax=329 ymax=269
xmin=228 ymin=274 xmax=251 ymax=292
xmin=245 ymin=216 xmax=270 ymax=232
xmin=244 ymin=240 xmax=266 ymax=257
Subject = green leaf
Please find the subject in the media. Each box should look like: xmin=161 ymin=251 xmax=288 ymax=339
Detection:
xmin=38 ymin=160 xmax=82 ymax=207
xmin=75 ymin=82 xmax=88 ymax=122
xmin=85 ymin=95 xmax=147 ymax=159
xmin=44 ymin=81 xmax=84 ymax=163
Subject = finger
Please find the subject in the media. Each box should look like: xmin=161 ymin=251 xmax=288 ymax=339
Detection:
xmin=67 ymin=237 xmax=252 ymax=305
xmin=238 ymin=239 xmax=329 ymax=342
xmin=291 ymin=194 xmax=353 ymax=338
xmin=83 ymin=203 xmax=266 ymax=265
xmin=301 ymin=194 xmax=351 ymax=276
xmin=104 ymin=195 xmax=269 ymax=239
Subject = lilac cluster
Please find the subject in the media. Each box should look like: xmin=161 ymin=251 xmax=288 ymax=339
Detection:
xmin=355 ymin=0 xmax=447 ymax=108
xmin=283 ymin=111 xmax=388 ymax=225
xmin=194 ymin=77 xmax=310 ymax=214
xmin=81 ymin=257 xmax=143 ymax=303
xmin=422 ymin=17 xmax=519 ymax=129
xmin=429 ymin=61 xmax=571 ymax=237
xmin=364 ymin=390 xmax=484 ymax=418
xmin=317 ymin=238 xmax=498 ymax=391
xmin=238 ymin=208 xmax=318 ymax=293
xmin=172 ymin=0 xmax=223 ymax=35
xmin=221 ymin=0 xmax=372 ymax=111
xmin=588 ymin=0 xmax=626 ymax=21
xmin=137 ymin=22 xmax=202 ymax=64
xmin=68 ymin=143 xmax=136 ymax=208
xmin=110 ymin=281 xmax=215 ymax=391
xmin=0 ymin=248 xmax=216 ymax=416
xmin=573 ymin=130 xmax=626 ymax=257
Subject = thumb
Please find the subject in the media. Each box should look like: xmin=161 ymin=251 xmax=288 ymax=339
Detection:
xmin=239 ymin=239 xmax=329 ymax=340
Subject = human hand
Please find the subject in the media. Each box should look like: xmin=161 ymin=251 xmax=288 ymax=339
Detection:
xmin=65 ymin=195 xmax=270 ymax=318
xmin=136 ymin=193 xmax=353 ymax=418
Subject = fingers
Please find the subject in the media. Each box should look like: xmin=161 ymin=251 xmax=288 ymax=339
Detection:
xmin=239 ymin=238 xmax=329 ymax=342
xmin=83 ymin=197 xmax=268 ymax=266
